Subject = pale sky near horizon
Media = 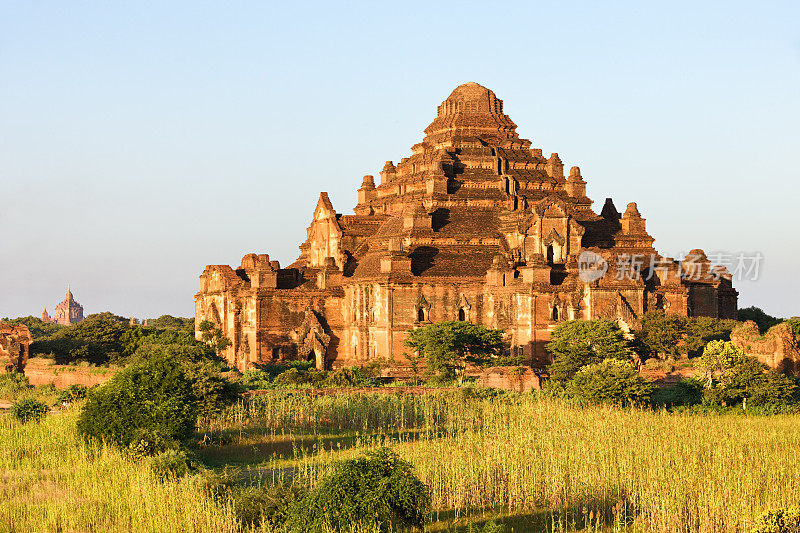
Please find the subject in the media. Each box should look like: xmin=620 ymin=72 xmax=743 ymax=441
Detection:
xmin=1 ymin=1 xmax=798 ymax=320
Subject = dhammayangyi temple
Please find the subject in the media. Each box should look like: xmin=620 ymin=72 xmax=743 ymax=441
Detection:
xmin=196 ymin=82 xmax=738 ymax=371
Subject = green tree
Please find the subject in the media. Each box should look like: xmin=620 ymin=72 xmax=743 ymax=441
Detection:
xmin=1 ymin=316 xmax=63 ymax=340
xmin=696 ymin=340 xmax=748 ymax=388
xmin=36 ymin=315 xmax=131 ymax=364
xmin=737 ymin=306 xmax=783 ymax=333
xmin=404 ymin=321 xmax=505 ymax=381
xmin=147 ymin=315 xmax=194 ymax=330
xmin=547 ymin=319 xmax=631 ymax=382
xmin=698 ymin=340 xmax=798 ymax=407
xmin=566 ymin=359 xmax=655 ymax=406
xmin=683 ymin=316 xmax=737 ymax=357
xmin=77 ymin=353 xmax=198 ymax=451
xmin=198 ymin=320 xmax=232 ymax=356
xmin=635 ymin=311 xmax=687 ymax=359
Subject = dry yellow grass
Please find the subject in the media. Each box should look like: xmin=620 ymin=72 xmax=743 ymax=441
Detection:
xmin=209 ymin=392 xmax=800 ymax=532
xmin=0 ymin=411 xmax=239 ymax=533
xmin=3 ymin=392 xmax=799 ymax=532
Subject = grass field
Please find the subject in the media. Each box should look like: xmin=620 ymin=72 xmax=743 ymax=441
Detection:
xmin=2 ymin=390 xmax=799 ymax=532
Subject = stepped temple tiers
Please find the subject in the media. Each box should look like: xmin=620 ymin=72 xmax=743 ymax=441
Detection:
xmin=196 ymin=82 xmax=738 ymax=371
xmin=42 ymin=286 xmax=85 ymax=326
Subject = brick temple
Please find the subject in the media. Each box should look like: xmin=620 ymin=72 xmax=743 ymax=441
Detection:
xmin=42 ymin=286 xmax=84 ymax=326
xmin=196 ymin=82 xmax=737 ymax=371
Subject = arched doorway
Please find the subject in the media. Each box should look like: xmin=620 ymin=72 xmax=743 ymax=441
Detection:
xmin=458 ymin=308 xmax=466 ymax=321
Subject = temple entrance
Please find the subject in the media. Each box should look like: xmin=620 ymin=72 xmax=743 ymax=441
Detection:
xmin=458 ymin=308 xmax=466 ymax=321
xmin=309 ymin=349 xmax=324 ymax=370
xmin=552 ymin=306 xmax=559 ymax=321
xmin=417 ymin=308 xmax=426 ymax=322
xmin=546 ymin=245 xmax=554 ymax=265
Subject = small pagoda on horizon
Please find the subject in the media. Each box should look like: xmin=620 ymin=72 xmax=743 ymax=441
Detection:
xmin=42 ymin=285 xmax=84 ymax=326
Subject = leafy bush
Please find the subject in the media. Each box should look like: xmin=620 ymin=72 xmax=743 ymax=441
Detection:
xmin=240 ymin=369 xmax=274 ymax=390
xmin=183 ymin=361 xmax=240 ymax=417
xmin=651 ymin=378 xmax=704 ymax=408
xmin=57 ymin=384 xmax=88 ymax=404
xmin=287 ymin=448 xmax=430 ymax=532
xmin=151 ymin=449 xmax=193 ymax=478
xmin=146 ymin=315 xmax=194 ymax=330
xmin=566 ymin=359 xmax=655 ymax=406
xmin=752 ymin=505 xmax=800 ymax=533
xmin=10 ymin=397 xmax=49 ymax=423
xmin=0 ymin=372 xmax=31 ymax=399
xmin=274 ymin=367 xmax=327 ymax=386
xmin=77 ymin=354 xmax=198 ymax=452
xmin=233 ymin=484 xmax=305 ymax=528
xmin=324 ymin=366 xmax=380 ymax=388
xmin=547 ymin=319 xmax=631 ymax=382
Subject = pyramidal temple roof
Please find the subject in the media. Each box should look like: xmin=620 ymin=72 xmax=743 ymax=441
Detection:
xmin=425 ymin=82 xmax=517 ymax=140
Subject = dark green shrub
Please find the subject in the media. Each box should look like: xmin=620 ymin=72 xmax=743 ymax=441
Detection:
xmin=274 ymin=367 xmax=327 ymax=386
xmin=747 ymin=371 xmax=798 ymax=407
xmin=566 ymin=359 xmax=655 ymax=406
xmin=183 ymin=361 xmax=240 ymax=417
xmin=684 ymin=317 xmax=738 ymax=357
xmin=287 ymin=448 xmax=430 ymax=532
xmin=10 ymin=398 xmax=48 ymax=423
xmin=737 ymin=306 xmax=783 ymax=334
xmin=58 ymin=384 xmax=88 ymax=404
xmin=752 ymin=505 xmax=800 ymax=533
xmin=151 ymin=449 xmax=193 ymax=478
xmin=240 ymin=369 xmax=274 ymax=390
xmin=651 ymin=378 xmax=704 ymax=408
xmin=323 ymin=366 xmax=379 ymax=388
xmin=77 ymin=354 xmax=198 ymax=452
xmin=233 ymin=484 xmax=305 ymax=528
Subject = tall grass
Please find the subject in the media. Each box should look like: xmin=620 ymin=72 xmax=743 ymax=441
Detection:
xmin=4 ymin=392 xmax=799 ymax=531
xmin=0 ymin=411 xmax=239 ymax=533
xmin=206 ymin=391 xmax=800 ymax=532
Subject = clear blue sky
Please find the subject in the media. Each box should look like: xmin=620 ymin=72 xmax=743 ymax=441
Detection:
xmin=1 ymin=1 xmax=798 ymax=319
